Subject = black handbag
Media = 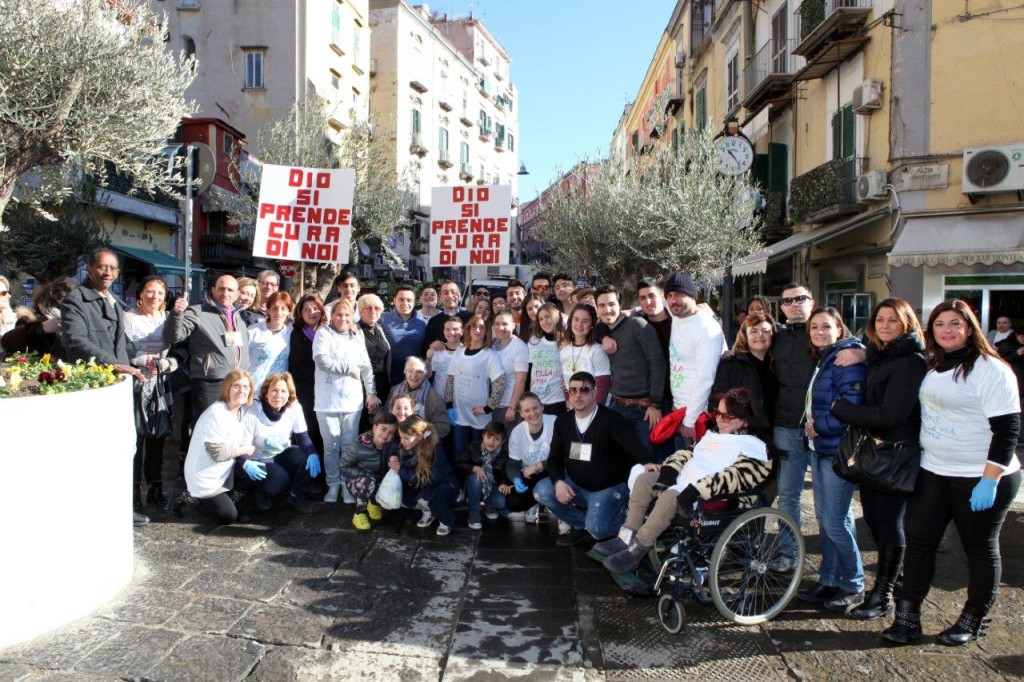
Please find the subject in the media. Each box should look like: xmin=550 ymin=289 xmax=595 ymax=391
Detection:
xmin=134 ymin=369 xmax=173 ymax=439
xmin=832 ymin=427 xmax=921 ymax=495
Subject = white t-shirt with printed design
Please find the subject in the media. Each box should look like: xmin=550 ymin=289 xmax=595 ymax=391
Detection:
xmin=528 ymin=336 xmax=563 ymax=406
xmin=559 ymin=342 xmax=611 ymax=386
xmin=508 ymin=414 xmax=558 ymax=468
xmin=451 ymin=347 xmax=504 ymax=429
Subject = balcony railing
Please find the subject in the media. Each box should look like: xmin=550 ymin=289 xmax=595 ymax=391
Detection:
xmin=665 ymin=78 xmax=685 ymax=114
xmin=742 ymin=38 xmax=796 ymax=113
xmin=478 ymin=125 xmax=492 ymax=142
xmin=795 ymin=0 xmax=873 ymax=58
xmin=789 ymin=157 xmax=863 ymax=224
xmin=459 ymin=162 xmax=473 ymax=181
xmin=200 ymin=234 xmax=254 ymax=267
xmin=410 ymin=133 xmax=427 ymax=156
xmin=689 ymin=1 xmax=715 ymax=56
xmin=438 ymin=149 xmax=453 ymax=169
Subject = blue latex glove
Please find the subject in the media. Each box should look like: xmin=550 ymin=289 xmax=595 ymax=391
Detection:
xmin=514 ymin=477 xmax=528 ymax=494
xmin=970 ymin=478 xmax=998 ymax=512
xmin=447 ymin=407 xmax=458 ymax=424
xmin=305 ymin=454 xmax=321 ymax=478
xmin=243 ymin=460 xmax=267 ymax=481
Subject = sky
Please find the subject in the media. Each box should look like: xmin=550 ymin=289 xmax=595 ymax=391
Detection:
xmin=442 ymin=0 xmax=677 ymax=201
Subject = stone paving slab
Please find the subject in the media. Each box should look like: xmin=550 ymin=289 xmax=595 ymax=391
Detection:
xmin=72 ymin=625 xmax=184 ymax=678
xmin=146 ymin=634 xmax=264 ymax=682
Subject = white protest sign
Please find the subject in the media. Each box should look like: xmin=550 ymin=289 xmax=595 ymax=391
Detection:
xmin=253 ymin=164 xmax=354 ymax=264
xmin=429 ymin=185 xmax=511 ymax=267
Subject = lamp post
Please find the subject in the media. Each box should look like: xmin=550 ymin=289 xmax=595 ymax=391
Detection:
xmin=515 ymin=163 xmax=529 ymax=265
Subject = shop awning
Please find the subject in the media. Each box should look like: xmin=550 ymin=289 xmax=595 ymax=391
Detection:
xmin=716 ymin=207 xmax=893 ymax=278
xmin=888 ymin=212 xmax=1024 ymax=267
xmin=113 ymin=246 xmax=206 ymax=276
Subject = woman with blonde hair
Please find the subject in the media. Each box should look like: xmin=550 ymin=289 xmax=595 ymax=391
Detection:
xmin=236 ymin=276 xmax=264 ymax=327
xmin=389 ymin=415 xmax=459 ymax=535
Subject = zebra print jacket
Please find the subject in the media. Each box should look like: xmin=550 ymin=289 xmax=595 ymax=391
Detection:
xmin=662 ymin=445 xmax=772 ymax=509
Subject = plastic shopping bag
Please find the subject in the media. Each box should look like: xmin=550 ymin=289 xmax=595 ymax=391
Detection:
xmin=376 ymin=469 xmax=403 ymax=510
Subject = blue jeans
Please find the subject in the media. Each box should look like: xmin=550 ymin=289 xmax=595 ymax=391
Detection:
xmin=608 ymin=400 xmax=657 ymax=459
xmin=464 ymin=473 xmax=508 ymax=519
xmin=532 ymin=475 xmax=628 ymax=540
xmin=810 ymin=455 xmax=863 ymax=593
xmin=774 ymin=426 xmax=813 ymax=560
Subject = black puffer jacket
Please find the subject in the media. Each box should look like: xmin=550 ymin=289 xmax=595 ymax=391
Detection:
xmin=831 ymin=333 xmax=926 ymax=443
xmin=708 ymin=352 xmax=778 ymax=420
xmin=772 ymin=323 xmax=815 ymax=427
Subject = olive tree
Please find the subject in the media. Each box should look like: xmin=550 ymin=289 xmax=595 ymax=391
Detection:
xmin=535 ymin=130 xmax=763 ymax=292
xmin=0 ymin=0 xmax=196 ymax=226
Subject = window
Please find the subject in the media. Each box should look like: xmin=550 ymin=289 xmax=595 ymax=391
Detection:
xmin=508 ymin=133 xmax=515 ymax=152
xmin=695 ymin=87 xmax=707 ymax=131
xmin=460 ymin=141 xmax=470 ymax=165
xmin=831 ymin=104 xmax=855 ymax=159
xmin=438 ymin=127 xmax=449 ymax=154
xmin=772 ymin=4 xmax=789 ymax=72
xmin=496 ymin=123 xmax=505 ymax=146
xmin=244 ymin=50 xmax=264 ymax=89
xmin=353 ymin=20 xmax=361 ymax=63
xmin=223 ymin=133 xmax=234 ymax=155
xmin=330 ymin=69 xmax=340 ymax=91
xmin=411 ymin=108 xmax=421 ymax=135
xmin=331 ymin=4 xmax=341 ymax=46
xmin=726 ymin=49 xmax=740 ymax=111
xmin=440 ymin=70 xmax=448 ymax=98
xmin=181 ymin=35 xmax=196 ymax=59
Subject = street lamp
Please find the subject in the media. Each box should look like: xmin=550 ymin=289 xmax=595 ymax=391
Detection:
xmin=515 ymin=163 xmax=529 ymax=264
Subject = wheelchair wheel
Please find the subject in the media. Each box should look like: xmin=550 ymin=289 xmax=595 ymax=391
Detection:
xmin=657 ymin=593 xmax=686 ymax=634
xmin=709 ymin=507 xmax=804 ymax=625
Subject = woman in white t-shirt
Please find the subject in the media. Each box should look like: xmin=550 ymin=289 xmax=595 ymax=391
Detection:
xmin=243 ymin=372 xmax=321 ymax=514
xmin=444 ymin=314 xmax=507 ymax=462
xmin=492 ymin=311 xmax=529 ymax=428
xmin=559 ymin=304 xmax=611 ymax=406
xmin=882 ymin=299 xmax=1021 ymax=647
xmin=528 ymin=302 xmax=566 ymax=415
xmin=505 ymin=392 xmax=557 ymax=514
xmin=427 ymin=315 xmax=463 ymax=400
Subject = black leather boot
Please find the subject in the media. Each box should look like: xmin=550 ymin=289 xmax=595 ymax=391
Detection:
xmin=852 ymin=546 xmax=904 ymax=620
xmin=937 ymin=606 xmax=989 ymax=646
xmin=881 ymin=598 xmax=922 ymax=645
xmin=147 ymin=481 xmax=167 ymax=507
xmin=133 ymin=484 xmax=145 ymax=513
xmin=165 ymin=480 xmax=187 ymax=519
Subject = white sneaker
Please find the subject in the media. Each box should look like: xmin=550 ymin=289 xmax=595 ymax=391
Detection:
xmin=417 ymin=510 xmax=435 ymax=528
xmin=323 ymin=485 xmax=339 ymax=503
xmin=341 ymin=486 xmax=356 ymax=504
xmin=467 ymin=516 xmax=483 ymax=530
xmin=525 ymin=504 xmax=540 ymax=524
xmin=436 ymin=522 xmax=451 ymax=536
xmin=557 ymin=520 xmax=572 ymax=535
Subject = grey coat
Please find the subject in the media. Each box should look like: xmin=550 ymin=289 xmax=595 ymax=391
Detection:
xmin=165 ymin=301 xmax=249 ymax=380
xmin=59 ymin=283 xmax=129 ymax=365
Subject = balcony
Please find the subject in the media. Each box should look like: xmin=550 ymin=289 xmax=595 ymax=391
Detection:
xmin=689 ymin=1 xmax=715 ymax=56
xmin=664 ymin=78 xmax=685 ymax=115
xmin=438 ymin=149 xmax=453 ymax=169
xmin=200 ymin=234 xmax=255 ymax=268
xmin=409 ymin=133 xmax=428 ymax=157
xmin=438 ymin=97 xmax=452 ymax=112
xmin=410 ymin=237 xmax=429 ymax=255
xmin=761 ymin=190 xmax=792 ymax=242
xmin=477 ymin=78 xmax=492 ymax=98
xmin=743 ymin=39 xmax=796 ymax=115
xmin=409 ymin=77 xmax=428 ymax=93
xmin=789 ymin=157 xmax=864 ymax=224
xmin=494 ymin=136 xmax=506 ymax=152
xmin=794 ymin=0 xmax=872 ymax=66
xmin=459 ymin=111 xmax=474 ymax=127
xmin=459 ymin=163 xmax=473 ymax=181
xmin=495 ymin=96 xmax=506 ymax=112
xmin=478 ymin=125 xmax=492 ymax=143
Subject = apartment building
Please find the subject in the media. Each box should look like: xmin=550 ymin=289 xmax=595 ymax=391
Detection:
xmin=369 ymin=0 xmax=521 ymax=281
xmin=617 ymin=0 xmax=1024 ymax=329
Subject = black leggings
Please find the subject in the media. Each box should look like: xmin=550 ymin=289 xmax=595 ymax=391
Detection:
xmin=134 ymin=435 xmax=166 ymax=484
xmin=504 ymin=471 xmax=545 ymax=512
xmin=254 ymin=446 xmax=311 ymax=498
xmin=859 ymin=485 xmax=907 ymax=549
xmin=901 ymin=468 xmax=1021 ymax=612
xmin=196 ymin=461 xmax=254 ymax=525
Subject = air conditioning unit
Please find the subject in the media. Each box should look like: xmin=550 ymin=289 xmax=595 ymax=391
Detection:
xmin=852 ymin=79 xmax=883 ymax=114
xmin=857 ymin=170 xmax=888 ymax=202
xmin=962 ymin=143 xmax=1024 ymax=195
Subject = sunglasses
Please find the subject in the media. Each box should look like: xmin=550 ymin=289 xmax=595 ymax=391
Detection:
xmin=714 ymin=410 xmax=739 ymax=421
xmin=476 ymin=290 xmax=490 ymax=297
xmin=567 ymin=386 xmax=593 ymax=396
xmin=533 ymin=284 xmax=551 ymax=291
xmin=780 ymin=294 xmax=811 ymax=306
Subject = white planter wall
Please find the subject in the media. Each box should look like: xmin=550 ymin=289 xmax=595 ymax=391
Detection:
xmin=0 ymin=379 xmax=136 ymax=648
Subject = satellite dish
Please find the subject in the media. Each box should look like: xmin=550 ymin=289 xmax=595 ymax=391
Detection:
xmin=190 ymin=142 xmax=216 ymax=195
xmin=966 ymin=150 xmax=1010 ymax=188
xmin=358 ymin=239 xmax=372 ymax=257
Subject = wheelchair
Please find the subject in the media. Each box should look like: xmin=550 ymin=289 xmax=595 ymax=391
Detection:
xmin=649 ymin=489 xmax=804 ymax=633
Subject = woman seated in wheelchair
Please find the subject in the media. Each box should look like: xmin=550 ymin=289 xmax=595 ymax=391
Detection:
xmin=599 ymin=387 xmax=773 ymax=574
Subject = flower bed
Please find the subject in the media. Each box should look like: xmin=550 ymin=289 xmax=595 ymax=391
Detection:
xmin=0 ymin=368 xmax=136 ymax=648
xmin=0 ymin=354 xmax=119 ymax=399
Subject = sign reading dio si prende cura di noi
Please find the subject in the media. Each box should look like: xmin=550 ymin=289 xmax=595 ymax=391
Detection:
xmin=429 ymin=185 xmax=511 ymax=267
xmin=253 ymin=165 xmax=355 ymax=264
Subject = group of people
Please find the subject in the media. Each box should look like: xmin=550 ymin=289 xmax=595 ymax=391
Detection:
xmin=2 ymin=254 xmax=1020 ymax=649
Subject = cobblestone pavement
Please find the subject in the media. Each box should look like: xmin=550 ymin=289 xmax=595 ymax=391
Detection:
xmin=2 ymin=480 xmax=1023 ymax=681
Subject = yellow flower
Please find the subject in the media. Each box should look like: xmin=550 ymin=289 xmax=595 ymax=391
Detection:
xmin=9 ymin=374 xmax=23 ymax=391
xmin=41 ymin=353 xmax=51 ymax=366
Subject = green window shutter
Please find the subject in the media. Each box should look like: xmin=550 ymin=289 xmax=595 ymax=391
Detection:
xmin=751 ymin=153 xmax=770 ymax=188
xmin=842 ymin=105 xmax=855 ymax=158
xmin=460 ymin=141 xmax=469 ymax=163
xmin=831 ymin=109 xmax=841 ymax=160
xmin=769 ymin=142 xmax=788 ymax=192
xmin=412 ymin=109 xmax=421 ymax=134
xmin=696 ymin=89 xmax=707 ymax=131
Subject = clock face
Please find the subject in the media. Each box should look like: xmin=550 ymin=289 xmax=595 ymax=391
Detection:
xmin=715 ymin=135 xmax=754 ymax=175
